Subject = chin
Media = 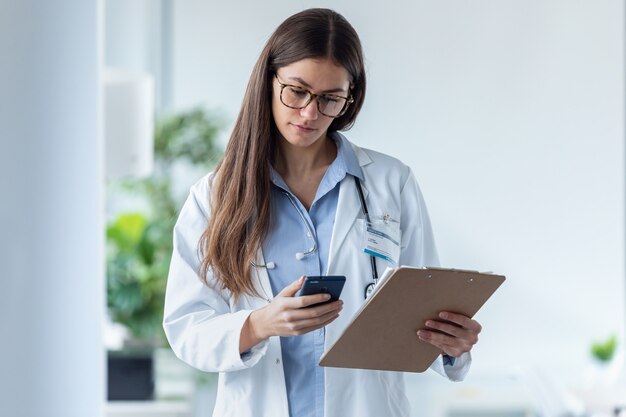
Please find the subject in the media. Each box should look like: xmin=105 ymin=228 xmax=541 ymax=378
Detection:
xmin=283 ymin=137 xmax=316 ymax=148
xmin=289 ymin=133 xmax=326 ymax=147
xmin=277 ymin=126 xmax=325 ymax=147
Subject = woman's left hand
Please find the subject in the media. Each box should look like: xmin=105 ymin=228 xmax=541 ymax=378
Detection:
xmin=416 ymin=311 xmax=482 ymax=358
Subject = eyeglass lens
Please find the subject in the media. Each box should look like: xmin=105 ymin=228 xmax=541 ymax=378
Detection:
xmin=281 ymin=86 xmax=347 ymax=117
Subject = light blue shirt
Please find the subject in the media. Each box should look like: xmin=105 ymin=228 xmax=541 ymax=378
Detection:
xmin=261 ymin=133 xmax=454 ymax=416
xmin=262 ymin=133 xmax=362 ymax=417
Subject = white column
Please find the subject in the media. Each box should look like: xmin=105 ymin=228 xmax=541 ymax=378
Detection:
xmin=0 ymin=1 xmax=104 ymax=417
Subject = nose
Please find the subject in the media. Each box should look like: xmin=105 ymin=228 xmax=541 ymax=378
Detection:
xmin=299 ymin=98 xmax=319 ymax=120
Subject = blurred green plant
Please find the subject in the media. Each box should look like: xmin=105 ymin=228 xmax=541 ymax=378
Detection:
xmin=591 ymin=334 xmax=617 ymax=363
xmin=106 ymin=108 xmax=223 ymax=347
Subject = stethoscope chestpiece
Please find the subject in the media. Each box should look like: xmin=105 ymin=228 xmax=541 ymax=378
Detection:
xmin=364 ymin=282 xmax=375 ymax=299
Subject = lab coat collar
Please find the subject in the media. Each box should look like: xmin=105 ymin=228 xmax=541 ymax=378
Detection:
xmin=350 ymin=140 xmax=374 ymax=169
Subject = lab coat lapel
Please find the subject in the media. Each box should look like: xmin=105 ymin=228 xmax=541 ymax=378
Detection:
xmin=327 ymin=142 xmax=373 ymax=273
xmin=327 ymin=175 xmax=367 ymax=272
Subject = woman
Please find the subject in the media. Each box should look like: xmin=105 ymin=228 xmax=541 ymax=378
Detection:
xmin=164 ymin=8 xmax=482 ymax=417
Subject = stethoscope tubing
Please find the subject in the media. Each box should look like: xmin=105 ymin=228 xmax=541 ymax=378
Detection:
xmin=252 ymin=176 xmax=379 ymax=299
xmin=283 ymin=190 xmax=318 ymax=259
xmin=355 ymin=177 xmax=379 ymax=298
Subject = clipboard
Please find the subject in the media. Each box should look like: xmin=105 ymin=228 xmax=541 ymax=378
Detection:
xmin=319 ymin=266 xmax=505 ymax=373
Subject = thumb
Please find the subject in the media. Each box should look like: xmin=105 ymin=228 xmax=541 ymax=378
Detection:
xmin=278 ymin=276 xmax=305 ymax=298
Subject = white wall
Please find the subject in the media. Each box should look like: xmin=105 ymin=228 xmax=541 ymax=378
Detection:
xmin=105 ymin=0 xmax=170 ymax=110
xmin=171 ymin=0 xmax=624 ymax=387
xmin=396 ymin=1 xmax=625 ymax=381
xmin=0 ymin=1 xmax=104 ymax=416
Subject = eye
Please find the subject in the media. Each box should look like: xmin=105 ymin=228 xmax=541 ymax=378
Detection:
xmin=287 ymin=86 xmax=309 ymax=98
xmin=321 ymin=96 xmax=340 ymax=104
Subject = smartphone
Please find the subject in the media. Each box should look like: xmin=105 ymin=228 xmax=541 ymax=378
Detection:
xmin=297 ymin=275 xmax=346 ymax=305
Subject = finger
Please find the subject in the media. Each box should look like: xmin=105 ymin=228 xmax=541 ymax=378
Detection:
xmin=417 ymin=329 xmax=470 ymax=349
xmin=278 ymin=294 xmax=321 ymax=310
xmin=280 ymin=293 xmax=332 ymax=309
xmin=416 ymin=334 xmax=448 ymax=354
xmin=299 ymin=315 xmax=341 ymax=334
xmin=424 ymin=320 xmax=464 ymax=337
xmin=309 ymin=300 xmax=343 ymax=315
xmin=288 ymin=311 xmax=341 ymax=335
xmin=424 ymin=320 xmax=479 ymax=344
xmin=277 ymin=276 xmax=305 ymax=297
xmin=281 ymin=300 xmax=343 ymax=322
xmin=294 ymin=308 xmax=342 ymax=330
xmin=431 ymin=340 xmax=466 ymax=358
xmin=417 ymin=329 xmax=474 ymax=354
xmin=438 ymin=312 xmax=482 ymax=333
xmin=417 ymin=331 xmax=470 ymax=357
xmin=437 ymin=336 xmax=474 ymax=357
xmin=294 ymin=293 xmax=334 ymax=308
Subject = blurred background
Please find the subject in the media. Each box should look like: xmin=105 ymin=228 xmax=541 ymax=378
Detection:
xmin=1 ymin=0 xmax=625 ymax=416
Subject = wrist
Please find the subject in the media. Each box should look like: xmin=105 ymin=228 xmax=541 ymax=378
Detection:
xmin=240 ymin=310 xmax=264 ymax=354
xmin=247 ymin=308 xmax=270 ymax=343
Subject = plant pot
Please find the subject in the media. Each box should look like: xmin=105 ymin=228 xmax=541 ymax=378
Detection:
xmin=107 ymin=349 xmax=154 ymax=401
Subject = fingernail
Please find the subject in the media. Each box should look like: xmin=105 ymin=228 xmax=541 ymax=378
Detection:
xmin=439 ymin=312 xmax=448 ymax=319
xmin=324 ymin=294 xmax=331 ymax=300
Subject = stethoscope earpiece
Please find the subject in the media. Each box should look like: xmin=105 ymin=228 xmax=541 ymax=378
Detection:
xmin=251 ymin=260 xmax=276 ymax=269
xmin=283 ymin=191 xmax=318 ymax=261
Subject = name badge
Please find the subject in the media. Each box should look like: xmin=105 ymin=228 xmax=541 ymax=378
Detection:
xmin=361 ymin=216 xmax=401 ymax=266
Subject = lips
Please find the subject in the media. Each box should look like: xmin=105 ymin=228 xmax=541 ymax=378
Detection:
xmin=291 ymin=123 xmax=317 ymax=132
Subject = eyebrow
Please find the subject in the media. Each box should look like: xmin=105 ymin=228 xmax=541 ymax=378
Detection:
xmin=286 ymin=76 xmax=349 ymax=94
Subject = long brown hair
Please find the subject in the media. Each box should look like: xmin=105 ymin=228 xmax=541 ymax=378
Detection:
xmin=199 ymin=8 xmax=366 ymax=299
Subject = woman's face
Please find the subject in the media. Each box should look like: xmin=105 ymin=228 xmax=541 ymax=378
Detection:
xmin=272 ymin=58 xmax=351 ymax=149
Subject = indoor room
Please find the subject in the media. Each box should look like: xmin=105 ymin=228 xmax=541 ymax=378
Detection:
xmin=1 ymin=1 xmax=625 ymax=416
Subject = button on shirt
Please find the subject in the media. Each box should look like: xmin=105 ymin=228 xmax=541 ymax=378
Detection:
xmin=262 ymin=133 xmax=362 ymax=417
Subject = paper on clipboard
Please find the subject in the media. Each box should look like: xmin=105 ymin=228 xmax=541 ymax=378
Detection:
xmin=319 ymin=266 xmax=505 ymax=373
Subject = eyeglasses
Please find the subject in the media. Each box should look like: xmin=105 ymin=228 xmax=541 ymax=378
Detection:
xmin=274 ymin=74 xmax=354 ymax=118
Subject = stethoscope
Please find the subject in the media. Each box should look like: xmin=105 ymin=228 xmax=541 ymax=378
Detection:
xmin=355 ymin=177 xmax=380 ymax=299
xmin=252 ymin=177 xmax=379 ymax=299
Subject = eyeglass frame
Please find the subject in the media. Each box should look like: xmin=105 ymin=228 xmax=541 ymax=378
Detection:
xmin=274 ymin=74 xmax=354 ymax=118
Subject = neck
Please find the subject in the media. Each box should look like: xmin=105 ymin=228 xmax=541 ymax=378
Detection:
xmin=275 ymin=135 xmax=337 ymax=178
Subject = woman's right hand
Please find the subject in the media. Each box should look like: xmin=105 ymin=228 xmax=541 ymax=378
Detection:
xmin=239 ymin=276 xmax=343 ymax=353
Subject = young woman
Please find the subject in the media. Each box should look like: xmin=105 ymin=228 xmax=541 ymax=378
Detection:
xmin=164 ymin=8 xmax=482 ymax=417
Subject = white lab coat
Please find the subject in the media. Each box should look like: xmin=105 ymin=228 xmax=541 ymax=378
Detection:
xmin=163 ymin=139 xmax=471 ymax=417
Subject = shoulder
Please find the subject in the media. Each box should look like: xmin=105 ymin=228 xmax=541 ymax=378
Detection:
xmin=189 ymin=171 xmax=215 ymax=199
xmin=339 ymin=134 xmax=409 ymax=170
xmin=184 ymin=171 xmax=216 ymax=220
xmin=340 ymin=134 xmax=412 ymax=184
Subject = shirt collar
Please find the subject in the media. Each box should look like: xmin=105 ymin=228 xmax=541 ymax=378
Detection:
xmin=330 ymin=131 xmax=364 ymax=181
xmin=269 ymin=132 xmax=363 ymax=190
